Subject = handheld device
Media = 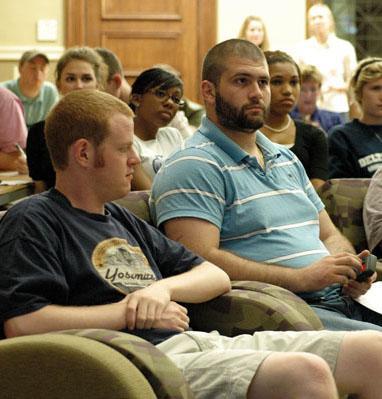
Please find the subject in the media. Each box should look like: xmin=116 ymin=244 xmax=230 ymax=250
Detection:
xmin=356 ymin=254 xmax=377 ymax=282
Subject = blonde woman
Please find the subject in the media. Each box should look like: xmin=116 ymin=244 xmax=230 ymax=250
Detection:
xmin=329 ymin=58 xmax=382 ymax=178
xmin=238 ymin=15 xmax=270 ymax=51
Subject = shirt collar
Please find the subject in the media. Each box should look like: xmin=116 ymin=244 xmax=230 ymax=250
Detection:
xmin=16 ymin=79 xmax=43 ymax=104
xmin=199 ymin=116 xmax=281 ymax=163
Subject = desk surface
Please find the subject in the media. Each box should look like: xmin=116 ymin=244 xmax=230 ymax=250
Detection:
xmin=0 ymin=174 xmax=33 ymax=207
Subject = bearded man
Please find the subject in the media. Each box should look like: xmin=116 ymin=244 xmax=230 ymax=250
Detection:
xmin=150 ymin=38 xmax=382 ymax=333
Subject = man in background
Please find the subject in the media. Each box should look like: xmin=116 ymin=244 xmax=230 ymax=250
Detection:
xmin=94 ymin=47 xmax=132 ymax=102
xmin=1 ymin=50 xmax=59 ymax=127
xmin=0 ymin=87 xmax=28 ymax=173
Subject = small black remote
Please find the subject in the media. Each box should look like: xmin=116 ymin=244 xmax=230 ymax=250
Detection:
xmin=356 ymin=254 xmax=377 ymax=282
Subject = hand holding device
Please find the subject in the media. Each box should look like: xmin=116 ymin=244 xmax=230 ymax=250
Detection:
xmin=356 ymin=254 xmax=377 ymax=282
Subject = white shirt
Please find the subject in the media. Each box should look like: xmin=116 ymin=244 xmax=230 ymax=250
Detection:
xmin=292 ymin=34 xmax=357 ymax=113
xmin=133 ymin=126 xmax=184 ymax=178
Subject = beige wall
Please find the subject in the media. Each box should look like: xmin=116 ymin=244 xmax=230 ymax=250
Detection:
xmin=0 ymin=0 xmax=307 ymax=82
xmin=218 ymin=0 xmax=306 ymax=51
xmin=0 ymin=0 xmax=64 ymax=82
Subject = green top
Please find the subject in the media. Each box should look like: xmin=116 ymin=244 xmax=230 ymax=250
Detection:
xmin=1 ymin=78 xmax=59 ymax=127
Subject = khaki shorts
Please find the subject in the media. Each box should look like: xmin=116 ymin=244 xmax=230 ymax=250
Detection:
xmin=157 ymin=330 xmax=345 ymax=399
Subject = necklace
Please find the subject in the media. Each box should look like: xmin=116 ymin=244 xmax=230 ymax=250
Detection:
xmin=264 ymin=115 xmax=292 ymax=133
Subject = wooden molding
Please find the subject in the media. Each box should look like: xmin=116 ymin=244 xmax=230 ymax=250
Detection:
xmin=0 ymin=45 xmax=65 ymax=61
xmin=101 ymin=0 xmax=181 ymax=20
xmin=66 ymin=0 xmax=86 ymax=46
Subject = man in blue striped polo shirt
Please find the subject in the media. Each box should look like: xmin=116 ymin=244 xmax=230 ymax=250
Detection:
xmin=150 ymin=38 xmax=382 ymax=331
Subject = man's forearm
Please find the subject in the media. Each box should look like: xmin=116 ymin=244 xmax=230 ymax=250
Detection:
xmin=323 ymin=229 xmax=355 ymax=255
xmin=158 ymin=261 xmax=231 ymax=303
xmin=203 ymin=247 xmax=306 ymax=292
xmin=4 ymin=302 xmax=126 ymax=338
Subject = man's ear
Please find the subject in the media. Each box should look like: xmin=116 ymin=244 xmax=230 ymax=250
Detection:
xmin=112 ymin=73 xmax=123 ymax=90
xmin=71 ymin=138 xmax=92 ymax=167
xmin=201 ymin=80 xmax=216 ymax=105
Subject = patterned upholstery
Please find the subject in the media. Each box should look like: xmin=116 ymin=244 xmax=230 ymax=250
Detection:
xmin=114 ymin=190 xmax=151 ymax=221
xmin=0 ymin=332 xmax=161 ymax=399
xmin=61 ymin=329 xmax=194 ymax=398
xmin=189 ymin=281 xmax=323 ymax=335
xmin=317 ymin=179 xmax=371 ymax=252
xmin=317 ymin=178 xmax=382 ymax=279
xmin=116 ymin=191 xmax=324 ymax=332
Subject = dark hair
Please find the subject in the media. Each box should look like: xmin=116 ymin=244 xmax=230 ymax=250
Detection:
xmin=264 ymin=50 xmax=301 ymax=80
xmin=202 ymin=39 xmax=264 ymax=85
xmin=130 ymin=68 xmax=183 ymax=111
xmin=94 ymin=47 xmax=124 ymax=81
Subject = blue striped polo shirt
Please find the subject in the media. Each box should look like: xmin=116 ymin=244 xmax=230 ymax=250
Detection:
xmin=150 ymin=117 xmax=336 ymax=300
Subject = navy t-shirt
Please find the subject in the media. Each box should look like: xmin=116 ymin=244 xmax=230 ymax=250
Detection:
xmin=329 ymin=119 xmax=382 ymax=178
xmin=0 ymin=189 xmax=204 ymax=343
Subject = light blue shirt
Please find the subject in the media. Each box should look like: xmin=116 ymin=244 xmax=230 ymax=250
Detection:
xmin=1 ymin=79 xmax=58 ymax=127
xmin=151 ymin=116 xmax=339 ymax=300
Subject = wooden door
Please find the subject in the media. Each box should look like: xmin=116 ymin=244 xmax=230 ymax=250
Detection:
xmin=66 ymin=0 xmax=217 ymax=103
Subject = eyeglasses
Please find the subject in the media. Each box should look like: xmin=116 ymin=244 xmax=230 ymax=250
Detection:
xmin=149 ymin=89 xmax=185 ymax=107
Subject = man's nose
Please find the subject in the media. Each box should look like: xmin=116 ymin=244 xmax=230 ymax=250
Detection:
xmin=129 ymin=148 xmax=141 ymax=165
xmin=249 ymin=82 xmax=263 ymax=99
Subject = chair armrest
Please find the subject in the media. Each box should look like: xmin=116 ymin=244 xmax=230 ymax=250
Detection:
xmin=0 ymin=332 xmax=157 ymax=399
xmin=189 ymin=281 xmax=323 ymax=336
xmin=60 ymin=329 xmax=194 ymax=399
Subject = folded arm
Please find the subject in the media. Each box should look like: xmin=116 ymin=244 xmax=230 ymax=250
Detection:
xmin=4 ymin=261 xmax=229 ymax=338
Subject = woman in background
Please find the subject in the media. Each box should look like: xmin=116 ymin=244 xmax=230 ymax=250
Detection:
xmin=329 ymin=58 xmax=382 ymax=178
xmin=238 ymin=15 xmax=270 ymax=51
xmin=26 ymin=47 xmax=105 ymax=192
xmin=261 ymin=50 xmax=328 ymax=190
xmin=129 ymin=68 xmax=185 ymax=190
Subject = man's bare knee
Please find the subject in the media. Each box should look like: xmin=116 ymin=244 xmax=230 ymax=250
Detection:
xmin=335 ymin=331 xmax=382 ymax=397
xmin=248 ymin=352 xmax=338 ymax=399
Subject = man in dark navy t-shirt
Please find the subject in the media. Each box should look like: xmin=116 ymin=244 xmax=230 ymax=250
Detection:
xmin=1 ymin=88 xmax=382 ymax=398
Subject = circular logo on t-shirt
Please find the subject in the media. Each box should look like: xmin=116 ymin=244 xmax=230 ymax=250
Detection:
xmin=91 ymin=237 xmax=157 ymax=294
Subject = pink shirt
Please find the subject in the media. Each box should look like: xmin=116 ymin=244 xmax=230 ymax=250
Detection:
xmin=0 ymin=87 xmax=28 ymax=153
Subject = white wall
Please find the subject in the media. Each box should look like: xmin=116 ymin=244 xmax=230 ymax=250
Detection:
xmin=217 ymin=0 xmax=306 ymax=52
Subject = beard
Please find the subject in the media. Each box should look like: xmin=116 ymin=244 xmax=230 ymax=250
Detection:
xmin=215 ymin=91 xmax=265 ymax=133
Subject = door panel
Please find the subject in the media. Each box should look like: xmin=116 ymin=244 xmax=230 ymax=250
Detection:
xmin=66 ymin=0 xmax=216 ymax=103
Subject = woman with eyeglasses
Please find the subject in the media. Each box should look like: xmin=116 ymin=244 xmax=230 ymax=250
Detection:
xmin=129 ymin=68 xmax=185 ymax=190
